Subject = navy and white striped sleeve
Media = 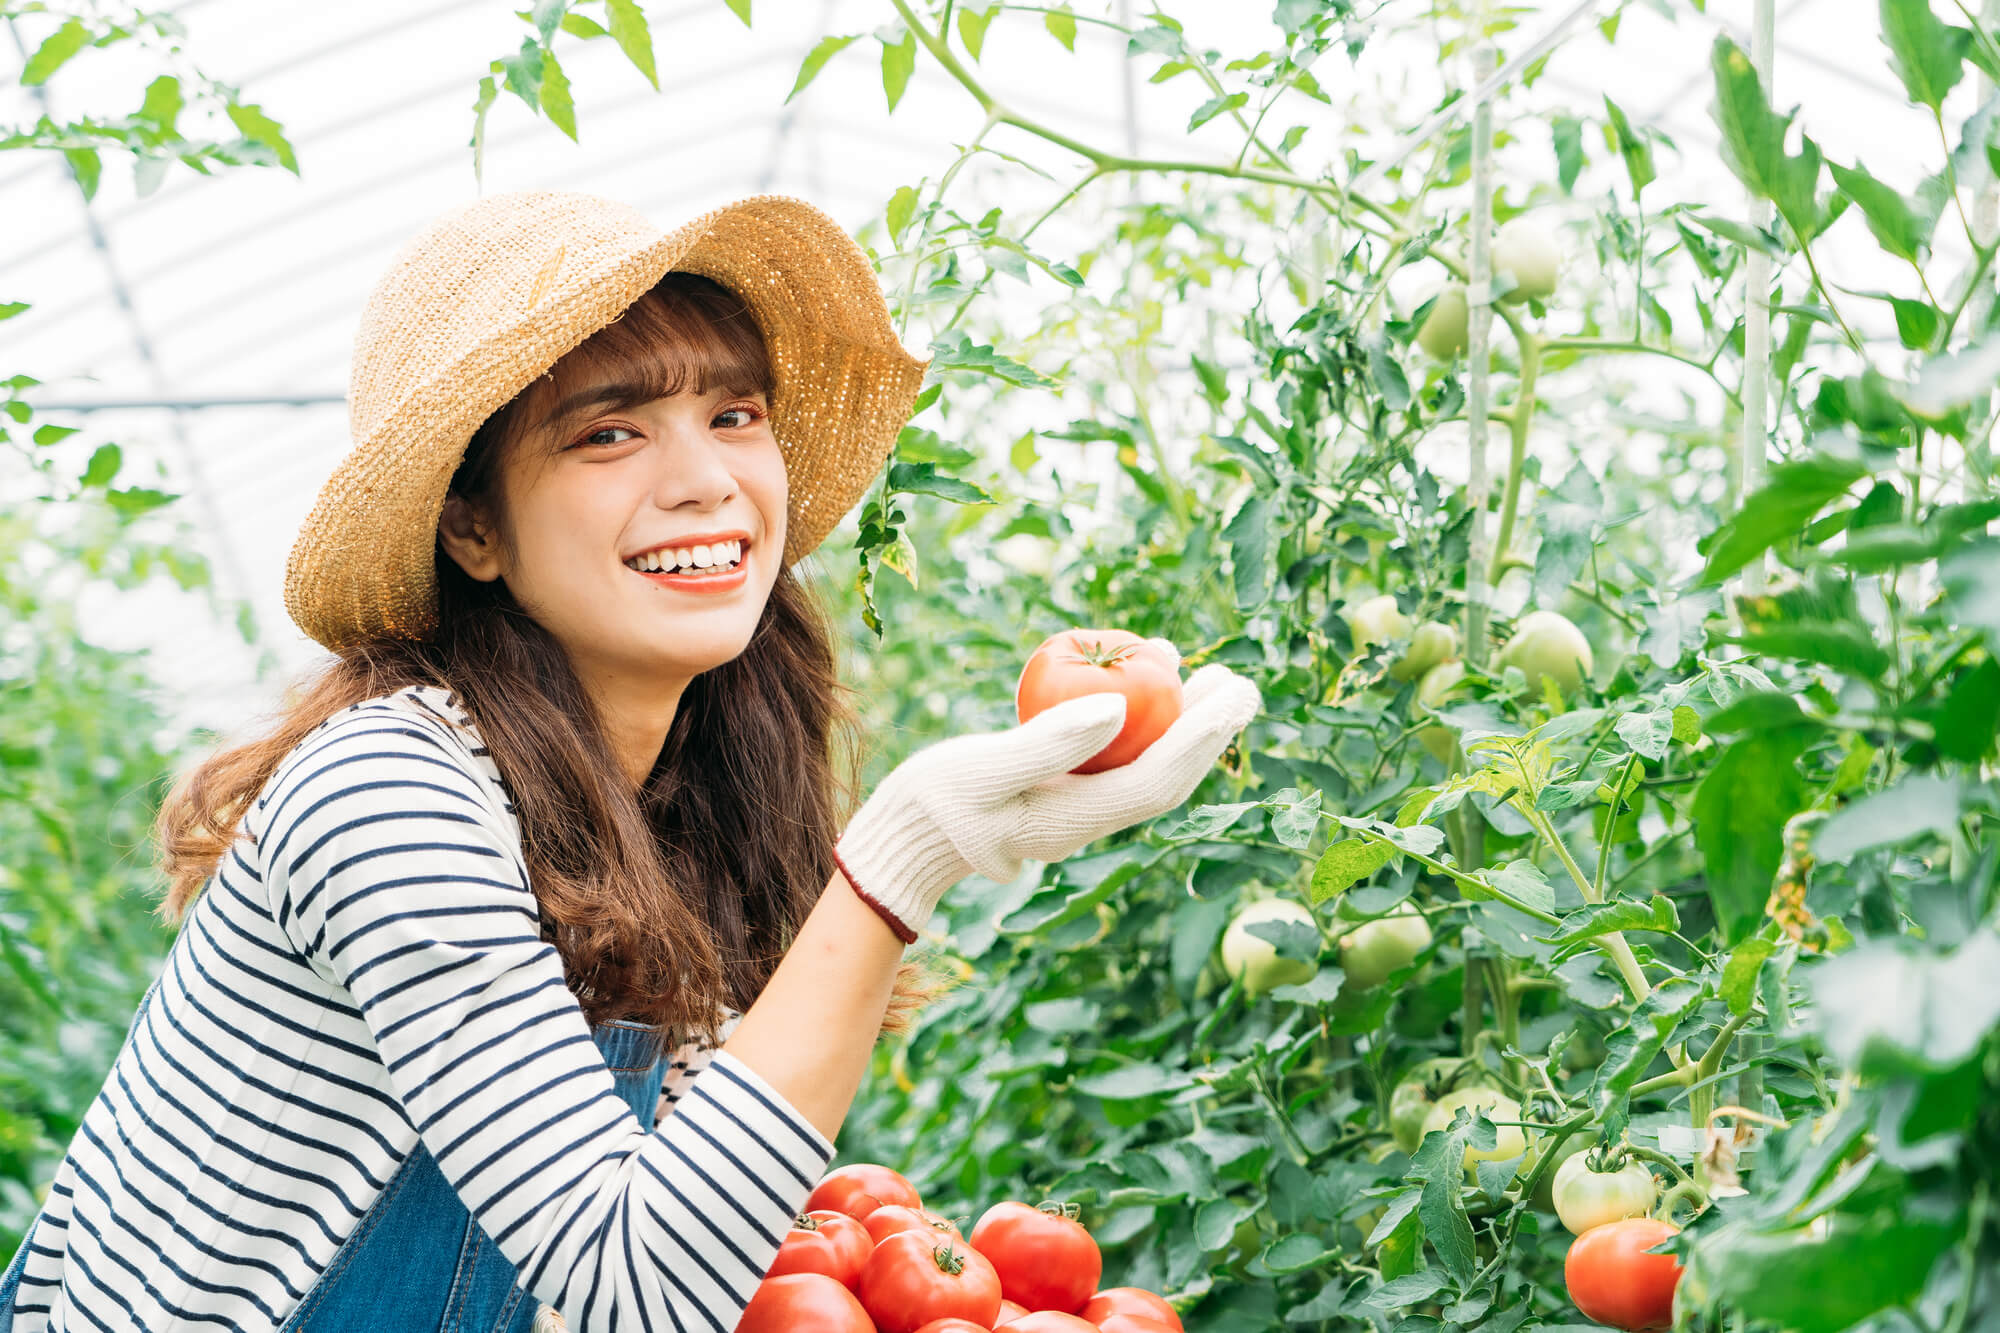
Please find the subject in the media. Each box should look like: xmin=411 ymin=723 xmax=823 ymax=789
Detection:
xmin=258 ymin=713 xmax=834 ymax=1333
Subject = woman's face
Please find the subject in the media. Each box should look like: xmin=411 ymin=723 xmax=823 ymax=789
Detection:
xmin=441 ymin=364 xmax=788 ymax=706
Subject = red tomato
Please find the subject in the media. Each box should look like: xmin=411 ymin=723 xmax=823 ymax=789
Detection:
xmin=737 ymin=1272 xmax=873 ymax=1333
xmin=807 ymin=1162 xmax=924 ymax=1221
xmin=866 ymin=1204 xmax=966 ymax=1248
xmin=1015 ymin=630 xmax=1183 ymax=774
xmin=768 ymin=1209 xmax=873 ymax=1288
xmin=1080 ymin=1288 xmax=1183 ymax=1330
xmin=1565 ymin=1217 xmax=1683 ymax=1331
xmin=968 ymin=1201 xmax=1103 ymax=1315
xmin=997 ymin=1297 xmax=1030 ymax=1324
xmin=1094 ymin=1318 xmax=1179 ymax=1333
xmin=913 ymin=1322 xmax=994 ymax=1333
xmin=858 ymin=1231 xmax=1004 ymax=1333
xmin=1003 ymin=1315 xmax=1098 ymax=1333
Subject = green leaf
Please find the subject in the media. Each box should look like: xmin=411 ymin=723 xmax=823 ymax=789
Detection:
xmin=1189 ymin=92 xmax=1249 ymax=132
xmin=1708 ymin=35 xmax=1826 ymax=243
xmin=957 ymin=3 xmax=994 ymax=60
xmin=786 ymin=33 xmax=859 ymax=102
xmin=1551 ymin=114 xmax=1586 ymax=193
xmin=558 ymin=12 xmax=610 ymax=37
xmin=1603 ymin=96 xmax=1655 ymax=194
xmin=1935 ymin=657 xmax=2000 ymax=761
xmin=1691 ymin=1212 xmax=1959 ymax=1333
xmin=605 ymin=0 xmax=659 ymax=88
xmin=1539 ymin=897 xmax=1679 ymax=962
xmin=1309 ymin=841 xmax=1393 ymax=904
xmin=1901 ymin=339 xmax=2000 ymax=416
xmin=1480 ymin=860 xmax=1558 ymax=917
xmin=1878 ymin=0 xmax=1969 ymax=112
xmin=22 ymin=17 xmax=89 ymax=86
xmin=1693 ymin=729 xmax=1811 ymax=944
xmin=1410 ymin=1113 xmax=1477 ymax=1281
xmin=1074 ymin=1063 xmax=1195 ymax=1101
xmin=1828 ymin=160 xmax=1937 ymax=262
xmin=1614 ymin=708 xmax=1674 ymax=761
xmin=1592 ymin=979 xmax=1707 ymax=1132
xmin=528 ymin=0 xmax=565 ymax=42
xmin=225 ymin=101 xmax=299 ymax=174
xmin=1813 ymin=774 xmax=1964 ymax=862
xmin=925 ymin=330 xmax=1054 ymax=387
xmin=1268 ymin=788 xmax=1322 ymax=849
xmin=723 ymin=0 xmax=751 ymax=25
xmin=80 ymin=443 xmax=121 ymax=489
xmin=886 ymin=184 xmax=919 ymax=244
xmin=1194 ymin=1195 xmax=1259 ymax=1250
xmin=538 ymin=48 xmax=577 ymax=140
xmin=105 ymin=486 xmax=176 ymax=519
xmin=1224 ymin=493 xmax=1274 ymax=610
xmin=1682 ymin=211 xmax=1788 ymax=257
xmin=1889 ymin=295 xmax=1940 ymax=350
xmin=1161 ymin=802 xmax=1260 ymax=840
xmin=1811 ymin=930 xmax=2000 ymax=1077
xmin=1261 ymin=1232 xmax=1339 ymax=1274
xmin=1699 ymin=455 xmax=1867 ymax=583
xmin=886 ymin=461 xmax=991 ymax=507
xmin=136 ymin=76 xmax=184 ymax=135
xmin=1721 ymin=937 xmax=1777 ymax=1015
xmin=1940 ymin=537 xmax=2000 ymax=642
xmin=1044 ymin=5 xmax=1076 ymax=51
xmin=880 ymin=29 xmax=916 ymax=111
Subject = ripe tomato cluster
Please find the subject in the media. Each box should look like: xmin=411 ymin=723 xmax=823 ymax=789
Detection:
xmin=738 ymin=1163 xmax=1182 ymax=1333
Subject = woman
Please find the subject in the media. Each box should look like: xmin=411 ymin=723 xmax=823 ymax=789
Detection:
xmin=0 ymin=192 xmax=1259 ymax=1331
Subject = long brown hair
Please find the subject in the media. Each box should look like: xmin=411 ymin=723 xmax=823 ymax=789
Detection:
xmin=155 ymin=271 xmax=951 ymax=1051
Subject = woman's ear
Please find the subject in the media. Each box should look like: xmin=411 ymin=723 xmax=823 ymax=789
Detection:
xmin=438 ymin=492 xmax=506 ymax=583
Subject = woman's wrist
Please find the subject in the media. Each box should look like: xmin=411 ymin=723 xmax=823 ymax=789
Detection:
xmin=831 ymin=844 xmax=919 ymax=945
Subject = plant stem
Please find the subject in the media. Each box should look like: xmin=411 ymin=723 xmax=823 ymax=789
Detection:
xmin=1541 ymin=336 xmax=1743 ymax=407
xmin=1486 ymin=328 xmax=1539 ymax=585
xmin=1528 ymin=809 xmax=1652 ymax=1003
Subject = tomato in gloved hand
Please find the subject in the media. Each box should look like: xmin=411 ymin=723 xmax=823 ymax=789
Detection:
xmin=768 ymin=1209 xmax=873 ymax=1287
xmin=737 ymin=1272 xmax=873 ymax=1333
xmin=1565 ymin=1217 xmax=1683 ymax=1330
xmin=1015 ymin=630 xmax=1183 ymax=774
xmin=969 ymin=1200 xmax=1103 ymax=1315
xmin=1080 ymin=1288 xmax=1183 ymax=1330
xmin=859 ymin=1232 xmax=1003 ymax=1333
xmin=807 ymin=1162 xmax=923 ymax=1221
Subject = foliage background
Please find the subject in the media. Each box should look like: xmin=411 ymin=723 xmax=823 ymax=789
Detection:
xmin=4 ymin=2 xmax=1998 ymax=1331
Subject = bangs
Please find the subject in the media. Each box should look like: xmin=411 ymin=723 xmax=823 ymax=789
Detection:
xmin=514 ymin=272 xmax=774 ymax=448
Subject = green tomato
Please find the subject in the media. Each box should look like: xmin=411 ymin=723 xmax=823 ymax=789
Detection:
xmin=1220 ymin=899 xmax=1320 ymax=996
xmin=1421 ymin=1088 xmax=1530 ymax=1174
xmin=1416 ymin=282 xmax=1469 ymax=358
xmin=1387 ymin=619 xmax=1458 ymax=683
xmin=1388 ymin=1057 xmax=1463 ymax=1153
xmin=1523 ymin=1129 xmax=1592 ymax=1211
xmin=1552 ymin=1151 xmax=1658 ymax=1235
xmin=1344 ymin=594 xmax=1410 ymax=651
xmin=1413 ymin=659 xmax=1468 ymax=763
xmin=1337 ymin=903 xmax=1433 ymax=990
xmin=1498 ymin=609 xmax=1593 ymax=698
xmin=1493 ymin=216 xmax=1560 ymax=304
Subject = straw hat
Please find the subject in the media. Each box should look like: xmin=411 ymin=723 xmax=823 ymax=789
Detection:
xmin=284 ymin=191 xmax=931 ymax=653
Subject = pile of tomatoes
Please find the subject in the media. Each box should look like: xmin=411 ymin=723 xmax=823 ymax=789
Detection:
xmin=739 ymin=1162 xmax=1181 ymax=1333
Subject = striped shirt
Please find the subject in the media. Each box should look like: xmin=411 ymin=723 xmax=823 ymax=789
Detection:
xmin=9 ymin=684 xmax=834 ymax=1332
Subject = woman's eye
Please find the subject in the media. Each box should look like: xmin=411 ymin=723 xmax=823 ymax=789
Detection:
xmin=576 ymin=426 xmax=637 ymax=448
xmin=715 ymin=405 xmax=764 ymax=430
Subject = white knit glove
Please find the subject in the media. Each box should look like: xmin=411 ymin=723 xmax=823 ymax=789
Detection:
xmin=833 ymin=658 xmax=1262 ymax=943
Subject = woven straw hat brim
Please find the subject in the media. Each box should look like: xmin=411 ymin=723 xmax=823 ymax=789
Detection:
xmin=283 ymin=192 xmax=930 ymax=653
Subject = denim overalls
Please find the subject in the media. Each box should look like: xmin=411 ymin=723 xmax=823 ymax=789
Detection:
xmin=0 ymin=1018 xmax=669 ymax=1332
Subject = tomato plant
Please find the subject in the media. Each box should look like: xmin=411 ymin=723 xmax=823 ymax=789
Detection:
xmin=1565 ymin=1218 xmax=1683 ymax=1331
xmin=1015 ymin=629 xmax=1183 ymax=774
xmin=969 ymin=1200 xmax=1103 ymax=1315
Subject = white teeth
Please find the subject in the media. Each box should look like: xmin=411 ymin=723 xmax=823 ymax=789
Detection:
xmin=626 ymin=540 xmax=743 ymax=573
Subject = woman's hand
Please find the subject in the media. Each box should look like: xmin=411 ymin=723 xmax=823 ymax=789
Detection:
xmin=833 ymin=662 xmax=1262 ymax=942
